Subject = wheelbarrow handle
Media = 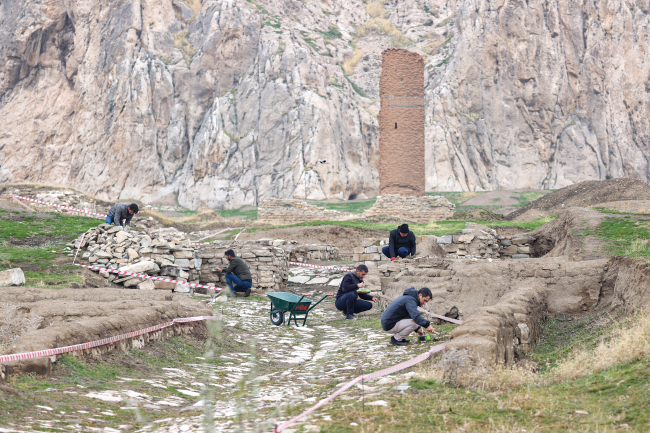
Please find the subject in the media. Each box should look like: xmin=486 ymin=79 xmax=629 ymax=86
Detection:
xmin=307 ymin=294 xmax=333 ymax=312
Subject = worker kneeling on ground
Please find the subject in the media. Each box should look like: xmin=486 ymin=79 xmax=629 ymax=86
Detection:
xmin=335 ymin=264 xmax=377 ymax=320
xmin=214 ymin=249 xmax=252 ymax=297
xmin=106 ymin=203 xmax=139 ymax=229
xmin=382 ymin=224 xmax=416 ymax=261
xmin=381 ymin=287 xmax=436 ymax=346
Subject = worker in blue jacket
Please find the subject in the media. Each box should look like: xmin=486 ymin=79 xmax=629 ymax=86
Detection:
xmin=335 ymin=264 xmax=377 ymax=319
xmin=382 ymin=224 xmax=416 ymax=261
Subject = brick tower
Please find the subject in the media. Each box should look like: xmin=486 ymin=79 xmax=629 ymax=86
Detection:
xmin=378 ymin=49 xmax=425 ymax=196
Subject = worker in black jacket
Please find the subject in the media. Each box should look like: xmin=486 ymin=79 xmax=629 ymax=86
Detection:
xmin=335 ymin=264 xmax=377 ymax=319
xmin=381 ymin=287 xmax=437 ymax=346
xmin=381 ymin=224 xmax=416 ymax=261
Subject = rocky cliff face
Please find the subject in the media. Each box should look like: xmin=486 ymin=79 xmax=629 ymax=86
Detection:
xmin=1 ymin=0 xmax=648 ymax=208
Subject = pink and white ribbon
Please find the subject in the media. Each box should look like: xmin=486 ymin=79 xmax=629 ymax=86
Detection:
xmin=13 ymin=195 xmax=106 ymax=218
xmin=274 ymin=342 xmax=448 ymax=432
xmin=0 ymin=315 xmax=220 ymax=363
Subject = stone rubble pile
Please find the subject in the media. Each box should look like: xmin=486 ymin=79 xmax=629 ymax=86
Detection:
xmin=434 ymin=223 xmax=500 ymax=260
xmin=75 ymin=224 xmax=201 ymax=291
xmin=257 ymin=198 xmax=353 ymax=225
xmin=74 ymin=226 xmax=292 ymax=293
xmin=361 ymin=194 xmax=455 ymax=223
xmin=436 ymin=224 xmax=534 ymax=259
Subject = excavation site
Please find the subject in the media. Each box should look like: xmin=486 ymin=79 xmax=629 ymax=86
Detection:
xmin=2 ymin=179 xmax=650 ymax=432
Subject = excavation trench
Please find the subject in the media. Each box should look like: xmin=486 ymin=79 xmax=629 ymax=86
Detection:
xmin=379 ymin=255 xmax=650 ymax=370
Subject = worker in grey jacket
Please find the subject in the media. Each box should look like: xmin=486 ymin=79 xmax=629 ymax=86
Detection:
xmin=214 ymin=249 xmax=252 ymax=297
xmin=381 ymin=287 xmax=437 ymax=346
xmin=106 ymin=203 xmax=139 ymax=228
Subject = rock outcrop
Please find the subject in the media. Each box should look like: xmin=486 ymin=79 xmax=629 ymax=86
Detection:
xmin=2 ymin=0 xmax=649 ymax=208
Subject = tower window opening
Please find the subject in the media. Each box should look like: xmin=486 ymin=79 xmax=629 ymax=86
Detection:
xmin=395 ymin=123 xmax=397 ymax=129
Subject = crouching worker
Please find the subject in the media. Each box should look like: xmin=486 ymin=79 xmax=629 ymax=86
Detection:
xmin=106 ymin=203 xmax=139 ymax=229
xmin=214 ymin=249 xmax=252 ymax=297
xmin=335 ymin=264 xmax=378 ymax=320
xmin=381 ymin=287 xmax=436 ymax=346
xmin=382 ymin=224 xmax=416 ymax=261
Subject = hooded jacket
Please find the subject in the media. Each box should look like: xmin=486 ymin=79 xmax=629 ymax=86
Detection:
xmin=380 ymin=287 xmax=430 ymax=331
xmin=388 ymin=227 xmax=416 ymax=258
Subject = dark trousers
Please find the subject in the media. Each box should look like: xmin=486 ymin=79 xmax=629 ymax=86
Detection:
xmin=382 ymin=246 xmax=410 ymax=259
xmin=225 ymin=273 xmax=252 ymax=293
xmin=335 ymin=292 xmax=372 ymax=316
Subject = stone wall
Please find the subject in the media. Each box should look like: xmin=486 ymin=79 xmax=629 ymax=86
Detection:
xmin=378 ymin=49 xmax=425 ymax=197
xmin=257 ymin=198 xmax=352 ymax=225
xmin=197 ymin=244 xmax=288 ymax=292
xmin=76 ymin=227 xmax=291 ymax=293
xmin=444 ymin=286 xmax=547 ymax=369
xmin=362 ymin=194 xmax=454 ymax=223
xmin=378 ymin=257 xmax=611 ymax=321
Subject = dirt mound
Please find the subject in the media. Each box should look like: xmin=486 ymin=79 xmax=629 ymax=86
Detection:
xmin=528 ymin=208 xmax=607 ymax=260
xmin=511 ymin=209 xmax=554 ymax=222
xmin=590 ymin=200 xmax=650 ymax=214
xmin=417 ymin=236 xmax=447 ymax=258
xmin=237 ymin=225 xmax=390 ymax=253
xmin=453 ymin=209 xmax=506 ymax=221
xmin=506 ymin=179 xmax=650 ymax=220
xmin=1 ymin=288 xmax=212 ymax=375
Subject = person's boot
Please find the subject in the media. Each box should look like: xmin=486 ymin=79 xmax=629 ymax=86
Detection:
xmin=345 ymin=314 xmax=356 ymax=320
xmin=244 ymin=287 xmax=251 ymax=297
xmin=390 ymin=336 xmax=405 ymax=346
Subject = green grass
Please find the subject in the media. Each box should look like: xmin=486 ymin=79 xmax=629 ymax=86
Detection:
xmin=255 ymin=216 xmax=555 ymax=236
xmin=317 ymin=199 xmax=377 ymax=213
xmin=316 ymin=357 xmax=650 ymax=432
xmin=342 ymin=73 xmax=368 ymax=98
xmin=515 ymin=191 xmax=547 ymax=207
xmin=318 ymin=24 xmax=342 ymax=39
xmin=216 ymin=207 xmax=258 ymax=220
xmin=596 ymin=217 xmax=650 ymax=259
xmin=0 ymin=214 xmax=99 ymax=238
xmin=426 ymin=191 xmax=486 ymax=205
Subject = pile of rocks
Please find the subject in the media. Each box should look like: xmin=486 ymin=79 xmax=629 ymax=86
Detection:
xmin=361 ymin=194 xmax=454 ymax=223
xmin=496 ymin=234 xmax=535 ymax=259
xmin=75 ymin=226 xmax=291 ymax=293
xmin=434 ymin=223 xmax=500 ymax=260
xmin=76 ymin=224 xmax=201 ymax=291
xmin=257 ymin=198 xmax=353 ymax=225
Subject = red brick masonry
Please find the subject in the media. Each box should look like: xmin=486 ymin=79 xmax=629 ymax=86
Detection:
xmin=378 ymin=49 xmax=425 ymax=197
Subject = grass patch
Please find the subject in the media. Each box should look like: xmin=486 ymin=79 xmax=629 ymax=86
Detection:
xmin=173 ymin=29 xmax=196 ymax=64
xmin=256 ymin=216 xmax=555 ymax=236
xmin=342 ymin=71 xmax=368 ymax=97
xmin=596 ymin=217 xmax=650 ymax=259
xmin=216 ymin=207 xmax=258 ymax=220
xmin=0 ymin=214 xmax=99 ymax=238
xmin=515 ymin=191 xmax=547 ymax=207
xmin=530 ymin=310 xmax=629 ymax=372
xmin=318 ymin=24 xmax=342 ymax=40
xmin=321 ymin=200 xmax=377 ymax=213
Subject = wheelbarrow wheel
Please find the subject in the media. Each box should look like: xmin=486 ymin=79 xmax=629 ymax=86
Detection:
xmin=270 ymin=310 xmax=284 ymax=326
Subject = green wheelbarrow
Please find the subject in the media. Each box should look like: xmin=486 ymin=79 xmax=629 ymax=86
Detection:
xmin=267 ymin=292 xmax=333 ymax=327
